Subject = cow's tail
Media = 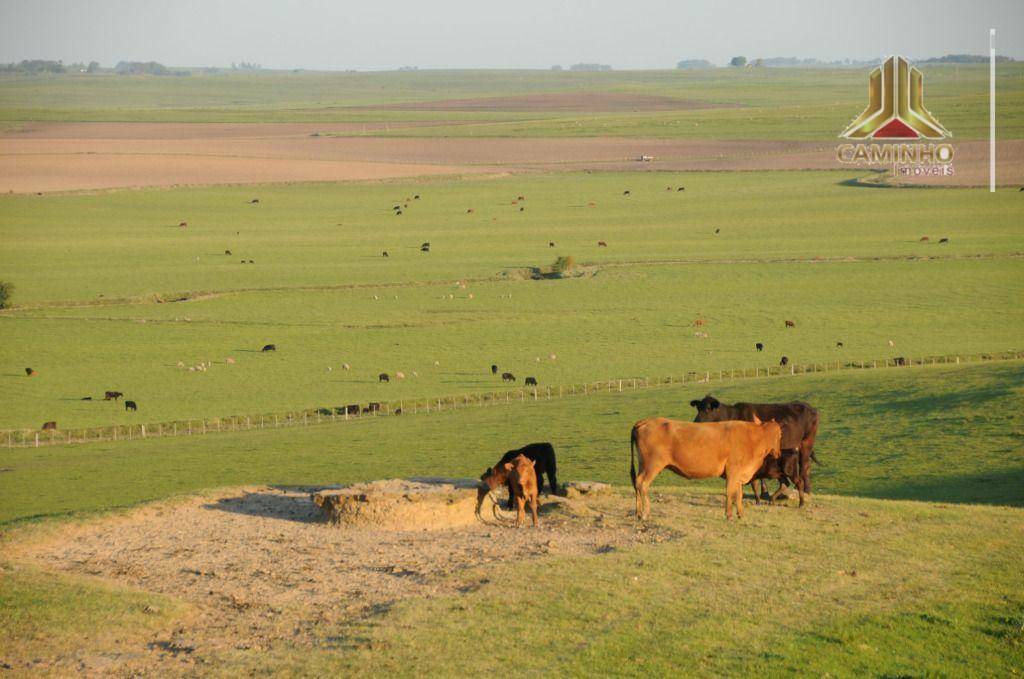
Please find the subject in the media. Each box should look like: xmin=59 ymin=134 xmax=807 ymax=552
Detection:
xmin=810 ymin=450 xmax=823 ymax=466
xmin=630 ymin=424 xmax=639 ymax=490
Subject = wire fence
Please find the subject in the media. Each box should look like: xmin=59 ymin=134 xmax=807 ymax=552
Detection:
xmin=4 ymin=349 xmax=1022 ymax=450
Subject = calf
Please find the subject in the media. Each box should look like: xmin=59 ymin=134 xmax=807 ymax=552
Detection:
xmin=104 ymin=391 xmax=123 ymax=401
xmin=631 ymin=416 xmax=782 ymax=520
xmin=378 ymin=373 xmax=390 ymax=383
xmin=506 ymin=455 xmax=539 ymax=527
xmin=749 ymin=449 xmax=801 ymax=505
xmin=261 ymin=344 xmax=276 ymax=352
xmin=525 ymin=376 xmax=538 ymax=386
xmin=501 ymin=372 xmax=516 ymax=382
xmin=125 ymin=400 xmax=138 ymax=412
xmin=478 ymin=442 xmax=559 ymax=512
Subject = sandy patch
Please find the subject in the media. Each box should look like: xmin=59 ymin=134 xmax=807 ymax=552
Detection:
xmin=360 ymin=92 xmax=735 ymax=112
xmin=14 ymin=484 xmax=671 ymax=673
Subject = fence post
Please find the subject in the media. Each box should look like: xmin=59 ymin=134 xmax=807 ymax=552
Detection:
xmin=141 ymin=425 xmax=146 ymax=439
xmin=35 ymin=433 xmax=39 ymax=448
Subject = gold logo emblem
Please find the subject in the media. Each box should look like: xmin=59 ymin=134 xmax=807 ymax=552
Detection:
xmin=840 ymin=56 xmax=950 ymax=140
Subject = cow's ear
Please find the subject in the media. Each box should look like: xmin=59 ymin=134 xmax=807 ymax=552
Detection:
xmin=502 ymin=462 xmax=513 ymax=472
xmin=752 ymin=414 xmax=762 ymax=425
xmin=530 ymin=460 xmax=536 ymax=467
xmin=708 ymin=397 xmax=720 ymax=409
xmin=689 ymin=399 xmax=701 ymax=408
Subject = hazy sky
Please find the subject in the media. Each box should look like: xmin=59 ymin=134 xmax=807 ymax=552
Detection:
xmin=1 ymin=0 xmax=1022 ymax=70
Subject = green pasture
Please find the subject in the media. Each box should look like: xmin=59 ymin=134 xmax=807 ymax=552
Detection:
xmin=2 ymin=361 xmax=1022 ymax=674
xmin=2 ymin=64 xmax=1021 ymax=139
xmin=1 ymin=171 xmax=1022 ymax=430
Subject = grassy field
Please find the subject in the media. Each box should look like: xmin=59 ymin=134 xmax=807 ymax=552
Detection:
xmin=1 ymin=171 xmax=1022 ymax=430
xmin=2 ymin=64 xmax=1022 ymax=139
xmin=1 ymin=361 xmax=1022 ymax=674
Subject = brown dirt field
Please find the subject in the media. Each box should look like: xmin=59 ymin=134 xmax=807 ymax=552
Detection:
xmin=2 ymin=123 xmax=1020 ymax=192
xmin=360 ymin=92 xmax=735 ymax=112
xmin=11 ymin=483 xmax=674 ymax=675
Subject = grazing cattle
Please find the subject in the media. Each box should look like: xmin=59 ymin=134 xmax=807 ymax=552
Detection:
xmin=395 ymin=371 xmax=405 ymax=380
xmin=587 ymin=201 xmax=596 ymax=207
xmin=178 ymin=221 xmax=187 ymax=228
xmin=501 ymin=372 xmax=516 ymax=382
xmin=666 ymin=186 xmax=672 ymax=191
xmin=362 ymin=402 xmax=382 ymax=414
xmin=81 ymin=396 xmax=92 ymax=401
xmin=939 ymin=237 xmax=949 ymax=243
xmin=630 ymin=417 xmax=782 ymax=520
xmin=248 ymin=260 xmax=255 ymax=264
xmin=894 ymin=356 xmax=907 ymax=366
xmin=623 ymin=190 xmax=631 ymax=196
xmin=261 ymin=344 xmax=276 ymax=352
xmin=689 ymin=395 xmax=820 ymax=506
xmin=395 ymin=210 xmax=402 ymax=216
xmin=780 ymin=356 xmax=789 ymax=367
xmin=525 ymin=376 xmax=538 ymax=386
xmin=378 ymin=373 xmax=389 ymax=383
xmin=693 ymin=319 xmax=706 ymax=327
xmin=477 ymin=442 xmax=559 ymax=512
xmin=393 ymin=205 xmax=402 ymax=211
xmin=344 ymin=404 xmax=360 ymax=415
xmin=466 ymin=208 xmax=475 ymax=214
xmin=250 ymin=198 xmax=260 ymax=204
xmin=25 ymin=367 xmax=36 ymax=377
xmin=785 ymin=320 xmax=796 ymax=328
xmin=414 ymin=194 xmax=421 ymax=200
xmin=421 ymin=241 xmax=430 ymax=250
xmin=714 ymin=228 xmax=720 ymax=234
xmin=382 ymin=251 xmax=389 ymax=257
xmin=755 ymin=342 xmax=764 ymax=351
xmin=836 ymin=341 xmax=844 ymax=348
xmin=491 ymin=364 xmax=498 ymax=375
xmin=677 ymin=186 xmax=685 ymax=192
xmin=342 ymin=363 xmax=351 ymax=370
xmin=597 ymin=241 xmax=608 ymax=247
xmin=477 ymin=455 xmax=539 ymax=527
xmin=125 ymin=400 xmax=138 ymax=412
xmin=749 ymin=449 xmax=802 ymax=505
xmin=42 ymin=421 xmax=57 ymax=431
xmin=920 ymin=236 xmax=930 ymax=242
xmin=104 ymin=391 xmax=123 ymax=401
xmin=517 ymin=195 xmax=525 ymax=201
xmin=519 ymin=206 xmax=525 ymax=212
xmin=225 ymin=249 xmax=232 ymax=255
xmin=888 ymin=339 xmax=895 ymax=347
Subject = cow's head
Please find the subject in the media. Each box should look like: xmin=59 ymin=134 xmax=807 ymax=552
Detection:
xmin=477 ymin=465 xmax=510 ymax=516
xmin=689 ymin=395 xmax=722 ymax=422
xmin=754 ymin=415 xmax=783 ymax=459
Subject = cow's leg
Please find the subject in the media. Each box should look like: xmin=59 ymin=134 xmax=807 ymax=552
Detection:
xmin=769 ymin=481 xmax=789 ymax=504
xmin=505 ymin=479 xmax=515 ymax=510
xmin=534 ymin=465 xmax=544 ymax=495
xmin=725 ymin=475 xmax=744 ymax=519
xmin=633 ymin=462 xmax=663 ymax=521
xmin=547 ymin=466 xmax=559 ymax=496
xmin=750 ymin=480 xmax=760 ymax=505
xmin=530 ymin=494 xmax=539 ymax=527
xmin=514 ymin=494 xmax=526 ymax=528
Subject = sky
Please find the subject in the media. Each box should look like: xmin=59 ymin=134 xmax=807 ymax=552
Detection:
xmin=1 ymin=0 xmax=1022 ymax=71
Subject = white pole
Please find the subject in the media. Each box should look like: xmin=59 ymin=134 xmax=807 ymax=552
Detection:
xmin=990 ymin=28 xmax=996 ymax=193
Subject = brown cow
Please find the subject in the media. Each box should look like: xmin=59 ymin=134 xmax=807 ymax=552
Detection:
xmin=476 ymin=454 xmax=540 ymax=527
xmin=41 ymin=421 xmax=57 ymax=431
xmin=597 ymin=241 xmax=608 ymax=247
xmin=630 ymin=416 xmax=782 ymax=520
xmin=785 ymin=320 xmax=796 ymax=328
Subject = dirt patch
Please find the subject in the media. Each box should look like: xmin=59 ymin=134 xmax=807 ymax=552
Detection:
xmin=359 ymin=92 xmax=734 ymax=112
xmin=312 ymin=477 xmax=480 ymax=529
xmin=15 ymin=484 xmax=671 ymax=674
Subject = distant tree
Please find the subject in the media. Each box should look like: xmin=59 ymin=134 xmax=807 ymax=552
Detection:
xmin=751 ymin=58 xmax=764 ymax=67
xmin=676 ymin=59 xmax=714 ymax=70
xmin=0 ymin=281 xmax=13 ymax=309
xmin=86 ymin=61 xmax=101 ymax=73
xmin=729 ymin=56 xmax=747 ymax=67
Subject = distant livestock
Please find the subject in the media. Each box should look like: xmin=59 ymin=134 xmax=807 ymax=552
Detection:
xmin=421 ymin=242 xmax=430 ymax=252
xmin=894 ymin=357 xmax=907 ymax=366
xmin=250 ymin=198 xmax=260 ymax=204
xmin=692 ymin=319 xmax=706 ymax=327
xmin=939 ymin=238 xmax=949 ymax=243
xmin=25 ymin=367 xmax=36 ymax=377
xmin=836 ymin=341 xmax=844 ymax=348
xmin=178 ymin=221 xmax=188 ymax=228
xmin=125 ymin=400 xmax=138 ymax=412
xmin=755 ymin=342 xmax=764 ymax=352
xmin=395 ymin=371 xmax=405 ymax=380
xmin=225 ymin=249 xmax=232 ymax=255
xmin=42 ymin=421 xmax=57 ymax=431
xmin=378 ymin=373 xmax=390 ymax=383
xmin=81 ymin=396 xmax=92 ymax=401
xmin=549 ymin=242 xmax=555 ymax=247
xmin=502 ymin=372 xmax=516 ymax=382
xmin=382 ymin=251 xmax=389 ymax=257
xmin=677 ymin=186 xmax=685 ymax=192
xmin=466 ymin=209 xmax=475 ymax=214
xmin=104 ymin=391 xmax=123 ymax=401
xmin=491 ymin=364 xmax=498 ymax=375
xmin=261 ymin=344 xmax=276 ymax=352
xmin=780 ymin=356 xmax=789 ymax=367
xmin=597 ymin=241 xmax=608 ymax=247
xmin=785 ymin=320 xmax=796 ymax=328
xmin=525 ymin=376 xmax=538 ymax=386
xmin=920 ymin=236 xmax=930 ymax=242
xmin=414 ymin=194 xmax=421 ymax=200
xmin=623 ymin=190 xmax=631 ymax=196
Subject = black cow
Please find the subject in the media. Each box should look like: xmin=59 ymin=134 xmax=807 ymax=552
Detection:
xmin=894 ymin=357 xmax=907 ymax=366
xmin=104 ymin=391 xmax=123 ymax=401
xmin=836 ymin=341 xmax=844 ymax=348
xmin=41 ymin=421 xmax=57 ymax=431
xmin=261 ymin=344 xmax=276 ymax=352
xmin=382 ymin=251 xmax=389 ymax=257
xmin=480 ymin=442 xmax=560 ymax=510
xmin=25 ymin=367 xmax=37 ymax=376
xmin=491 ymin=364 xmax=498 ymax=375
xmin=420 ymin=244 xmax=430 ymax=252
xmin=225 ymin=249 xmax=232 ymax=255
xmin=939 ymin=238 xmax=949 ymax=243
xmin=755 ymin=342 xmax=764 ymax=352
xmin=749 ymin=449 xmax=801 ymax=505
xmin=378 ymin=373 xmax=389 ymax=383
xmin=549 ymin=242 xmax=555 ymax=247
xmin=689 ymin=395 xmax=820 ymax=506
xmin=780 ymin=356 xmax=789 ymax=367
xmin=125 ymin=400 xmax=138 ymax=412
xmin=502 ymin=372 xmax=516 ymax=382
xmin=345 ymin=404 xmax=360 ymax=415
xmin=525 ymin=376 xmax=538 ymax=386
xmin=363 ymin=402 xmax=382 ymax=414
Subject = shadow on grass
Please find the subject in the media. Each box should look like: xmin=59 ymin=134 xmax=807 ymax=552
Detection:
xmin=202 ymin=489 xmax=325 ymax=523
xmin=836 ymin=466 xmax=1024 ymax=508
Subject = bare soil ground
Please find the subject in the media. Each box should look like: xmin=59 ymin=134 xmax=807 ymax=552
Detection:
xmin=359 ymin=92 xmax=736 ymax=112
xmin=2 ymin=123 xmax=1019 ymax=192
xmin=12 ymin=484 xmax=675 ymax=675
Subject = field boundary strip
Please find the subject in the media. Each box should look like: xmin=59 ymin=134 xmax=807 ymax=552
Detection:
xmin=3 ymin=349 xmax=1021 ymax=450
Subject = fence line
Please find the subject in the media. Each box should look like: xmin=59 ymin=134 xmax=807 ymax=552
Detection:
xmin=4 ymin=349 xmax=1022 ymax=450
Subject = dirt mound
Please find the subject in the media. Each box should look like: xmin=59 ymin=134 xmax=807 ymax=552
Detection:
xmin=312 ymin=477 xmax=480 ymax=530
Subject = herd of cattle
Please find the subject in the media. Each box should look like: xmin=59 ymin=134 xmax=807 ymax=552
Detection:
xmin=476 ymin=396 xmax=819 ymax=526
